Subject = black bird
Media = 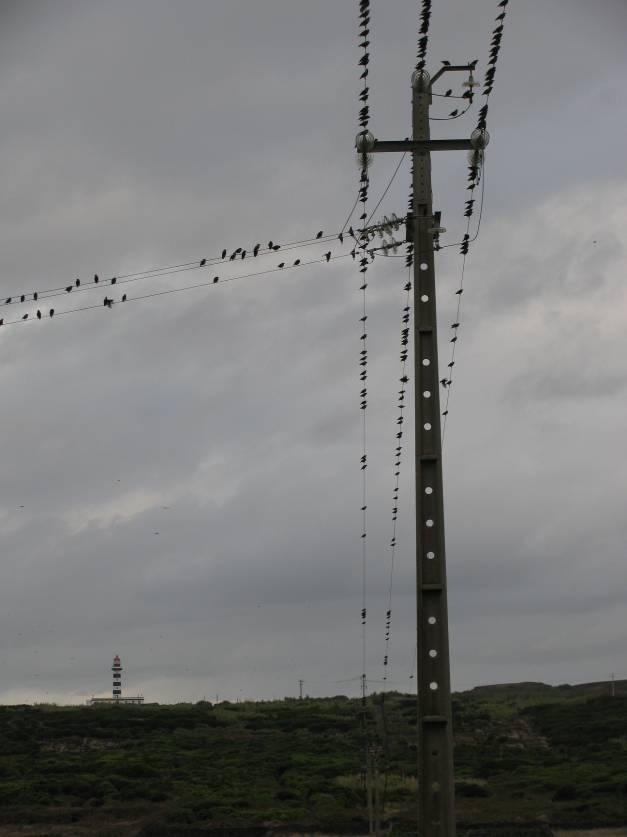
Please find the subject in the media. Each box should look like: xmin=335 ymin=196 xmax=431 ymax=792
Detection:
xmin=451 ymin=322 xmax=460 ymax=328
xmin=496 ymin=11 xmax=505 ymax=19
xmin=272 ymin=244 xmax=280 ymax=250
xmin=442 ymin=59 xmax=451 ymax=65
xmin=20 ymin=295 xmax=25 ymax=302
xmin=449 ymin=109 xmax=459 ymax=117
xmin=75 ymin=278 xmax=80 ymax=287
xmin=338 ymin=233 xmax=344 ymax=243
xmin=253 ymin=244 xmax=260 ymax=256
xmin=5 ymin=298 xmax=10 ymax=304
xmin=36 ymin=310 xmax=41 ymax=320
xmin=268 ymin=241 xmax=273 ymax=249
xmin=293 ymin=259 xmax=300 ymax=266
xmin=445 ymin=88 xmax=452 ymax=96
xmin=235 ymin=247 xmax=242 ymax=254
xmin=221 ymin=249 xmax=227 ymax=259
xmin=122 ymin=294 xmax=127 ymax=302
xmin=94 ymin=274 xmax=99 ymax=283
xmin=111 ymin=277 xmax=117 ymax=284
xmin=0 ymin=319 xmax=3 ymax=326
xmin=49 ymin=309 xmax=54 ymax=317
xmin=200 ymin=258 xmax=206 ymax=266
xmin=316 ymin=230 xmax=323 ymax=239
xmin=324 ymin=251 xmax=331 ymax=262
xmin=241 ymin=250 xmax=246 ymax=259
xmin=455 ymin=288 xmax=463 ymax=295
xmin=22 ymin=314 xmax=28 ymax=320
xmin=103 ymin=296 xmax=112 ymax=308
xmin=278 ymin=262 xmax=285 ymax=269
xmin=33 ymin=292 xmax=38 ymax=301
xmin=65 ymin=286 xmax=72 ymax=293
xmin=348 ymin=226 xmax=355 ymax=237
xmin=213 ymin=277 xmax=219 ymax=283
xmin=229 ymin=253 xmax=236 ymax=261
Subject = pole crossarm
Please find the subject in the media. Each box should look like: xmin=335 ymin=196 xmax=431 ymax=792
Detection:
xmin=372 ymin=139 xmax=473 ymax=153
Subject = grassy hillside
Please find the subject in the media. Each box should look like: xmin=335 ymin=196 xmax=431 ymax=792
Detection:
xmin=0 ymin=683 xmax=626 ymax=835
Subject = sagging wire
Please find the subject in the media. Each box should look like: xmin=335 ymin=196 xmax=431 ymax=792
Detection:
xmin=441 ymin=0 xmax=511 ymax=442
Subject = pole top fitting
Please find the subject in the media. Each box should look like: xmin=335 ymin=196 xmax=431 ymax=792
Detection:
xmin=470 ymin=128 xmax=490 ymax=150
xmin=411 ymin=69 xmax=431 ymax=91
xmin=355 ymin=130 xmax=375 ymax=154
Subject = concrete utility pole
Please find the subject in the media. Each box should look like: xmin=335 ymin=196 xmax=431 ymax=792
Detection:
xmin=357 ymin=64 xmax=488 ymax=837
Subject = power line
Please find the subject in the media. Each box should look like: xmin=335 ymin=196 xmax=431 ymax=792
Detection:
xmin=440 ymin=0 xmax=511 ymax=439
xmin=0 ymin=248 xmax=386 ymax=331
xmin=381 ymin=267 xmax=412 ymax=684
xmin=0 ymin=230 xmax=345 ymax=311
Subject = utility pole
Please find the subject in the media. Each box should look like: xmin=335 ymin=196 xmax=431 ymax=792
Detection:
xmin=611 ymin=673 xmax=616 ymax=698
xmin=357 ymin=64 xmax=488 ymax=837
xmin=298 ymin=679 xmax=304 ymax=700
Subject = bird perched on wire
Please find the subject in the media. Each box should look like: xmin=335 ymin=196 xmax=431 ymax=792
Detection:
xmin=94 ymin=274 xmax=99 ymax=283
xmin=103 ymin=297 xmax=113 ymax=308
xmin=293 ymin=259 xmax=301 ymax=266
xmin=75 ymin=278 xmax=80 ymax=287
xmin=49 ymin=309 xmax=54 ymax=317
xmin=316 ymin=230 xmax=323 ymax=239
xmin=445 ymin=88 xmax=452 ymax=96
xmin=213 ymin=277 xmax=219 ymax=283
xmin=65 ymin=286 xmax=72 ymax=293
xmin=122 ymin=294 xmax=127 ymax=302
xmin=221 ymin=249 xmax=227 ymax=259
xmin=253 ymin=244 xmax=260 ymax=257
xmin=36 ymin=310 xmax=41 ymax=320
xmin=324 ymin=251 xmax=331 ymax=262
xmin=200 ymin=258 xmax=206 ymax=266
xmin=278 ymin=262 xmax=285 ymax=269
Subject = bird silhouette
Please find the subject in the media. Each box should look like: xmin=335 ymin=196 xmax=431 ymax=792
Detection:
xmin=316 ymin=230 xmax=323 ymax=239
xmin=455 ymin=288 xmax=463 ymax=295
xmin=273 ymin=244 xmax=280 ymax=251
xmin=442 ymin=59 xmax=451 ymax=65
xmin=324 ymin=251 xmax=331 ymax=262
xmin=65 ymin=285 xmax=72 ymax=293
xmin=445 ymin=89 xmax=452 ymax=96
xmin=94 ymin=274 xmax=99 ymax=283
xmin=33 ymin=292 xmax=38 ymax=301
xmin=0 ymin=319 xmax=3 ymax=326
xmin=229 ymin=253 xmax=236 ymax=261
xmin=241 ymin=250 xmax=246 ymax=259
xmin=338 ymin=233 xmax=344 ymax=243
xmin=122 ymin=294 xmax=127 ymax=302
xmin=449 ymin=109 xmax=459 ymax=117
xmin=235 ymin=247 xmax=242 ymax=254
xmin=213 ymin=277 xmax=219 ymax=283
xmin=20 ymin=295 xmax=25 ymax=302
xmin=5 ymin=298 xmax=10 ymax=304
xmin=253 ymin=244 xmax=260 ymax=256
xmin=103 ymin=297 xmax=112 ymax=308
xmin=75 ymin=278 xmax=80 ymax=287
xmin=293 ymin=259 xmax=301 ymax=266
xmin=49 ymin=309 xmax=54 ymax=317
xmin=200 ymin=258 xmax=206 ymax=266
xmin=36 ymin=310 xmax=41 ymax=320
xmin=22 ymin=314 xmax=28 ymax=320
xmin=221 ymin=249 xmax=227 ymax=259
xmin=111 ymin=277 xmax=117 ymax=285
xmin=268 ymin=241 xmax=273 ymax=249
xmin=278 ymin=262 xmax=285 ymax=269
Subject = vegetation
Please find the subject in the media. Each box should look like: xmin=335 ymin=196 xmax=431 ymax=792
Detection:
xmin=0 ymin=681 xmax=626 ymax=835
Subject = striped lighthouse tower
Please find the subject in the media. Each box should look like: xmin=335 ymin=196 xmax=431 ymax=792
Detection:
xmin=112 ymin=654 xmax=122 ymax=702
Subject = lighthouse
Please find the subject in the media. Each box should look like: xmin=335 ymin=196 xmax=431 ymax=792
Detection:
xmin=88 ymin=654 xmax=144 ymax=705
xmin=112 ymin=654 xmax=122 ymax=701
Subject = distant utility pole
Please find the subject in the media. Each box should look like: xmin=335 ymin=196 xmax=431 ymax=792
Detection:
xmin=357 ymin=64 xmax=488 ymax=837
xmin=611 ymin=673 xmax=616 ymax=697
xmin=298 ymin=679 xmax=304 ymax=700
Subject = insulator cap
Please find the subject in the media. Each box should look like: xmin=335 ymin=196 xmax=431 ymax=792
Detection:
xmin=411 ymin=69 xmax=431 ymax=91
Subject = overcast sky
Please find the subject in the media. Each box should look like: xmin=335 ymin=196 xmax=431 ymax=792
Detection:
xmin=1 ymin=1 xmax=626 ymax=705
